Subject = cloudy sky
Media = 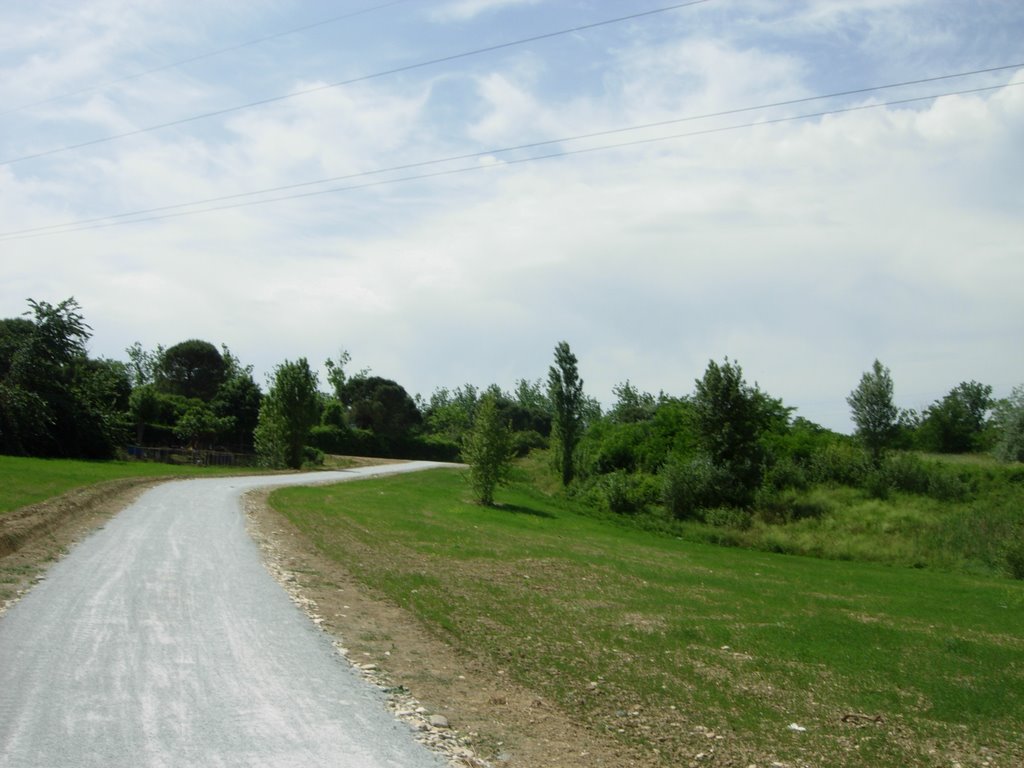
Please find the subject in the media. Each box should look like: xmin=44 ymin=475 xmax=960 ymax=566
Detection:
xmin=2 ymin=0 xmax=1022 ymax=431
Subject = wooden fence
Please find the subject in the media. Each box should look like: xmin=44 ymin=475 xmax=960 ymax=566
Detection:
xmin=125 ymin=445 xmax=257 ymax=467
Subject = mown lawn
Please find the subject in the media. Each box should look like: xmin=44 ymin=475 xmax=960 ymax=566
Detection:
xmin=270 ymin=467 xmax=1024 ymax=767
xmin=0 ymin=455 xmax=253 ymax=515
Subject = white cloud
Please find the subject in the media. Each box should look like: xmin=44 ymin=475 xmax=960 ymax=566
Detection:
xmin=1 ymin=3 xmax=1022 ymax=432
xmin=430 ymin=0 xmax=544 ymax=23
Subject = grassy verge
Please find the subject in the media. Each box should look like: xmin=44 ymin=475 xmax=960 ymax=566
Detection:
xmin=0 ymin=455 xmax=255 ymax=515
xmin=269 ymin=467 xmax=1024 ymax=767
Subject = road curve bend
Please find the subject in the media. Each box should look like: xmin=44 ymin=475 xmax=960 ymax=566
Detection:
xmin=0 ymin=463 xmax=453 ymax=768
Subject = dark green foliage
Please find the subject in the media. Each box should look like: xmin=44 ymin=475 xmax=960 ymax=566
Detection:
xmin=341 ymin=375 xmax=422 ymax=443
xmin=0 ymin=298 xmax=125 ymax=458
xmin=547 ymin=341 xmax=585 ymax=486
xmin=692 ymin=358 xmax=775 ymax=507
xmin=155 ymin=339 xmax=226 ymax=401
xmin=210 ymin=371 xmax=262 ymax=451
xmin=662 ymin=455 xmax=728 ymax=520
xmin=918 ymin=381 xmax=994 ymax=454
xmin=320 ymin=399 xmax=347 ymax=429
xmin=847 ymin=359 xmax=899 ymax=463
xmin=1006 ymin=537 xmax=1024 ymax=580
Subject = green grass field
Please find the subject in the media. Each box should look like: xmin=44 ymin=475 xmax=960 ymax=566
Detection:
xmin=0 ymin=455 xmax=254 ymax=515
xmin=270 ymin=467 xmax=1024 ymax=767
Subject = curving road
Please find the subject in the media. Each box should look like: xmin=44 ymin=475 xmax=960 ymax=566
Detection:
xmin=0 ymin=463 xmax=451 ymax=768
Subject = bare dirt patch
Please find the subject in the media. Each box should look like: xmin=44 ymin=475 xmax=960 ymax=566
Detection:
xmin=245 ymin=486 xmax=659 ymax=768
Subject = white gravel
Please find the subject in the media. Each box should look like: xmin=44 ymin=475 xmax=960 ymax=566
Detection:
xmin=0 ymin=463 xmax=454 ymax=768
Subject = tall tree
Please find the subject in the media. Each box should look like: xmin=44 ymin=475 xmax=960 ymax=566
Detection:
xmin=254 ymin=358 xmax=320 ymax=469
xmin=918 ymin=381 xmax=993 ymax=454
xmin=847 ymin=359 xmax=898 ymax=463
xmin=993 ymin=385 xmax=1024 ymax=463
xmin=0 ymin=298 xmax=126 ymax=458
xmin=341 ymin=375 xmax=421 ymax=442
xmin=693 ymin=358 xmax=772 ymax=506
xmin=155 ymin=340 xmax=226 ymax=401
xmin=547 ymin=341 xmax=585 ymax=486
xmin=463 ymin=392 xmax=515 ymax=505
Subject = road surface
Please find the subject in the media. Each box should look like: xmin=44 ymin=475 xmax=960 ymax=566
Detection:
xmin=0 ymin=463 xmax=452 ymax=768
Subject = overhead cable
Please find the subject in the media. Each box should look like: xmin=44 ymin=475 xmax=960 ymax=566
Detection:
xmin=0 ymin=0 xmax=714 ymax=168
xmin=0 ymin=0 xmax=418 ymax=118
xmin=1 ymin=79 xmax=1018 ymax=242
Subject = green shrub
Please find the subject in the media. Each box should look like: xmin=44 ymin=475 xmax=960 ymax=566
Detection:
xmin=603 ymin=471 xmax=661 ymax=515
xmin=1006 ymin=537 xmax=1024 ymax=580
xmin=763 ymin=456 xmax=810 ymax=491
xmin=704 ymin=506 xmax=753 ymax=530
xmin=302 ymin=445 xmax=325 ymax=468
xmin=864 ymin=469 xmax=891 ymax=500
xmin=809 ymin=441 xmax=871 ymax=486
xmin=882 ymin=453 xmax=931 ymax=495
xmin=754 ymin=487 xmax=831 ymax=524
xmin=662 ymin=456 xmax=727 ymax=520
xmin=926 ymin=470 xmax=972 ymax=503
xmin=511 ymin=429 xmax=547 ymax=458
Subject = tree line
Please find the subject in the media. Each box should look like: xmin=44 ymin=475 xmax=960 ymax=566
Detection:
xmin=1 ymin=299 xmax=1022 ymax=508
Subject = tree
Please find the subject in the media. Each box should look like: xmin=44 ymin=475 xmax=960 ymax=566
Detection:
xmin=609 ymin=380 xmax=657 ymax=424
xmin=918 ymin=381 xmax=993 ymax=454
xmin=341 ymin=375 xmax=421 ymax=443
xmin=174 ymin=402 xmax=233 ymax=450
xmin=211 ymin=368 xmax=263 ymax=452
xmin=462 ymin=392 xmax=515 ymax=505
xmin=692 ymin=358 xmax=772 ymax=507
xmin=155 ymin=340 xmax=226 ymax=401
xmin=847 ymin=360 xmax=899 ymax=464
xmin=255 ymin=358 xmax=320 ymax=469
xmin=324 ymin=350 xmax=353 ymax=401
xmin=993 ymin=385 xmax=1024 ymax=463
xmin=0 ymin=298 xmax=126 ymax=458
xmin=547 ymin=341 xmax=585 ymax=486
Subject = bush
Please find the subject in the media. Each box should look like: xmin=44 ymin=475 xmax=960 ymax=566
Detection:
xmin=302 ymin=445 xmax=325 ymax=468
xmin=882 ymin=453 xmax=931 ymax=495
xmin=604 ymin=471 xmax=660 ymax=515
xmin=864 ymin=469 xmax=891 ymax=500
xmin=926 ymin=470 xmax=972 ymax=503
xmin=511 ymin=429 xmax=547 ymax=458
xmin=662 ymin=456 xmax=729 ymax=520
xmin=754 ymin=487 xmax=831 ymax=524
xmin=763 ymin=456 xmax=810 ymax=491
xmin=1006 ymin=537 xmax=1024 ymax=580
xmin=704 ymin=506 xmax=753 ymax=530
xmin=809 ymin=442 xmax=871 ymax=486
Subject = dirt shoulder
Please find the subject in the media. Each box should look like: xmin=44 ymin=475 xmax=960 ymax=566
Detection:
xmin=246 ymin=484 xmax=658 ymax=768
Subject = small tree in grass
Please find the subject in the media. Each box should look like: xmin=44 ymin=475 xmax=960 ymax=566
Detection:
xmin=847 ymin=359 xmax=899 ymax=465
xmin=463 ymin=392 xmax=515 ymax=505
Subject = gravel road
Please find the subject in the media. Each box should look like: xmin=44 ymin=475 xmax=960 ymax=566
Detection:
xmin=0 ymin=463 xmax=453 ymax=768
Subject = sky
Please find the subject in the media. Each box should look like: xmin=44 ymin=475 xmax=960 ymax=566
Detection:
xmin=1 ymin=0 xmax=1022 ymax=432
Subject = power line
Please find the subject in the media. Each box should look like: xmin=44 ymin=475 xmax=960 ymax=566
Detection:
xmin=2 ymin=79 xmax=1018 ymax=242
xmin=0 ymin=0 xmax=418 ymax=118
xmin=5 ymin=60 xmax=1018 ymax=239
xmin=0 ymin=1 xmax=714 ymax=168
